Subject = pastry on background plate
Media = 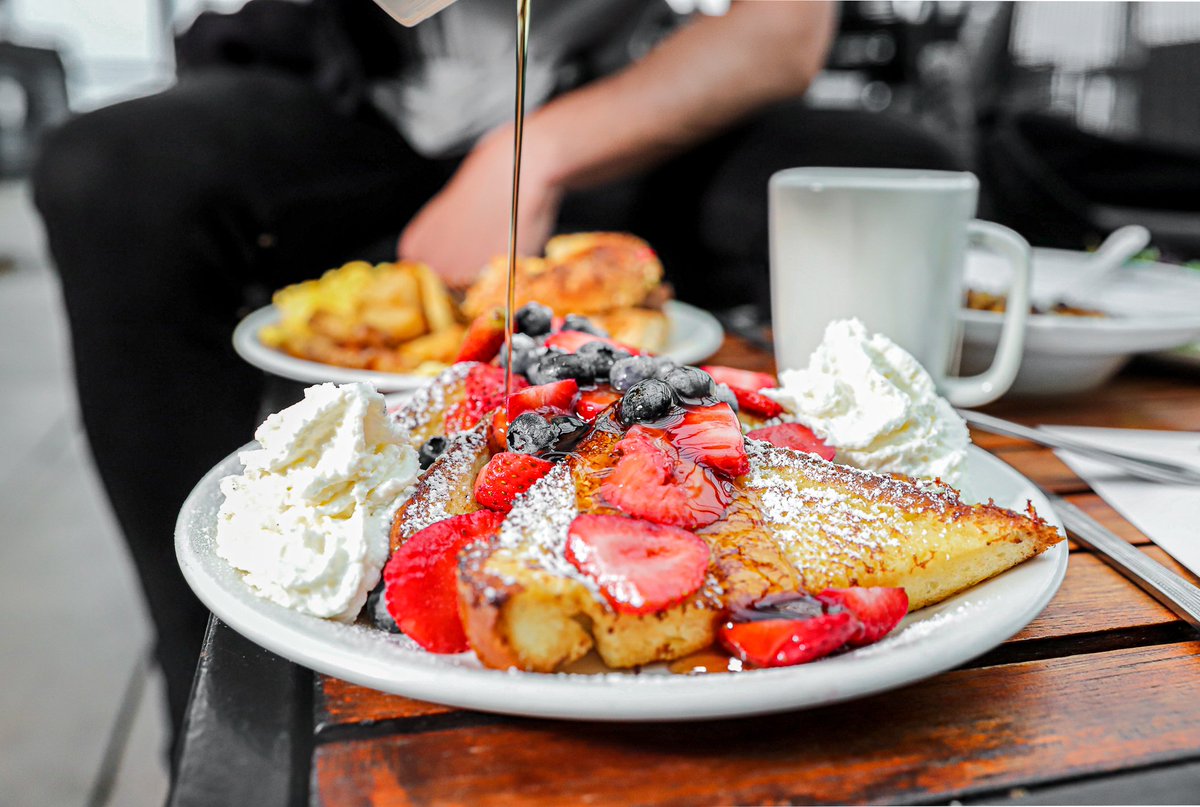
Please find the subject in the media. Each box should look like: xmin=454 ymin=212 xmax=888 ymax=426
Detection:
xmin=462 ymin=232 xmax=671 ymax=353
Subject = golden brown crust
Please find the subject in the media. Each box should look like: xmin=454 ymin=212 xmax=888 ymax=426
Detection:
xmin=388 ymin=366 xmax=1066 ymax=673
xmin=590 ymin=308 xmax=671 ymax=354
xmin=461 ymin=232 xmax=664 ymax=318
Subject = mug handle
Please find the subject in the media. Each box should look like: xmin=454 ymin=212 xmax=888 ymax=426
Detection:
xmin=939 ymin=220 xmax=1032 ymax=408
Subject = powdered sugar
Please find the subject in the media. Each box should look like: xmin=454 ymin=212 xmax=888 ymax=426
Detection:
xmin=398 ymin=424 xmax=487 ymax=537
xmin=495 ymin=464 xmax=599 ymax=595
xmin=744 ymin=439 xmax=974 ymax=572
xmin=390 ymin=361 xmax=471 ymax=440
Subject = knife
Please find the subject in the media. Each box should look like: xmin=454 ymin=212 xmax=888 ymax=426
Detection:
xmin=960 ymin=410 xmax=1200 ymax=486
xmin=1051 ymin=495 xmax=1200 ymax=632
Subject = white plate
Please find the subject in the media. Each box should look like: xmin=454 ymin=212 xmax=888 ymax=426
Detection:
xmin=176 ymin=446 xmax=1067 ymax=722
xmin=959 ymin=248 xmax=1200 ymax=395
xmin=233 ymin=300 xmax=725 ymax=392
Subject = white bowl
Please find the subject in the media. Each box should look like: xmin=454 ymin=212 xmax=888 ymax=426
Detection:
xmin=958 ymin=248 xmax=1200 ymax=396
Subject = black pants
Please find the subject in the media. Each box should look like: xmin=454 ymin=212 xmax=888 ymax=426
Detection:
xmin=31 ymin=67 xmax=958 ymax=741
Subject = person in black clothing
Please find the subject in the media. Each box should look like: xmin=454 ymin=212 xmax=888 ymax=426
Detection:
xmin=31 ymin=0 xmax=958 ymax=749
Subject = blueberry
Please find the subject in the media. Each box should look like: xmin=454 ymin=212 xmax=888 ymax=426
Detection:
xmin=663 ymin=366 xmax=715 ymax=400
xmin=498 ymin=332 xmax=538 ymax=376
xmin=366 ymin=581 xmax=400 ymax=633
xmin=714 ymin=382 xmax=739 ymax=412
xmin=418 ymin=436 xmax=449 ymax=469
xmin=507 ymin=412 xmax=557 ymax=454
xmin=619 ymin=378 xmax=676 ymax=424
xmin=515 ymin=302 xmax=554 ymax=337
xmin=652 ymin=355 xmax=678 ymax=379
xmin=526 ymin=352 xmax=594 ymax=385
xmin=610 ymin=355 xmax=657 ymax=392
xmin=549 ymin=414 xmax=589 ymax=453
xmin=562 ymin=313 xmax=608 ymax=337
xmin=576 ymin=342 xmax=629 ymax=382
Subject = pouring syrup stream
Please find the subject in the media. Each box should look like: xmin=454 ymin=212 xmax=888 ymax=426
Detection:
xmin=503 ymin=0 xmax=531 ymax=399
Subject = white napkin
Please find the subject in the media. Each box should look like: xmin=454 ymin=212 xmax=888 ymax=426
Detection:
xmin=1044 ymin=426 xmax=1200 ymax=578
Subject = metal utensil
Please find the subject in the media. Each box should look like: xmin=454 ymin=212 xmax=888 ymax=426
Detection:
xmin=1033 ymin=224 xmax=1151 ymax=309
xmin=959 ymin=409 xmax=1200 ymax=486
xmin=1051 ymin=495 xmax=1200 ymax=632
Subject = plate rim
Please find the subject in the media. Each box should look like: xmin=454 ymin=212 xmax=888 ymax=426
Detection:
xmin=233 ymin=300 xmax=725 ymax=391
xmin=176 ymin=444 xmax=1068 ymax=722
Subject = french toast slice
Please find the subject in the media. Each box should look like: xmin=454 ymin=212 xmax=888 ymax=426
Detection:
xmin=389 ymin=422 xmax=490 ymax=553
xmin=447 ymin=435 xmax=1061 ymax=671
xmin=390 ymin=361 xmax=473 ymax=449
xmin=387 ymin=364 xmax=1063 ymax=672
xmin=741 ymin=440 xmax=1062 ymax=610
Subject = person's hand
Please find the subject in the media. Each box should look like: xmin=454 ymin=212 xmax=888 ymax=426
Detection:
xmin=399 ymin=124 xmax=564 ymax=289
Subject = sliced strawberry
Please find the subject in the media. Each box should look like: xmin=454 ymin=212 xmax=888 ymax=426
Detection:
xmin=601 ymin=427 xmax=731 ymax=528
xmin=565 ymin=514 xmax=710 ymax=615
xmin=445 ymin=364 xmax=524 ymax=435
xmin=665 ymin=403 xmax=749 ymax=478
xmin=575 ymin=387 xmax=621 ymax=423
xmin=455 ymin=309 xmax=506 ymax=363
xmin=473 ymin=452 xmax=554 ymax=512
xmin=719 ymin=613 xmax=856 ymax=667
xmin=383 ymin=510 xmax=504 ymax=653
xmin=817 ymin=587 xmax=908 ymax=646
xmin=506 ymin=379 xmax=578 ymax=421
xmin=543 ymin=330 xmax=639 ymax=355
xmin=487 ymin=409 xmax=509 ymax=454
xmin=718 ymin=592 xmax=858 ymax=667
xmin=463 ymin=362 xmax=506 ymax=398
xmin=731 ymin=386 xmax=784 ymax=419
xmin=700 ymin=365 xmax=777 ymax=391
xmin=747 ymin=423 xmax=836 ymax=461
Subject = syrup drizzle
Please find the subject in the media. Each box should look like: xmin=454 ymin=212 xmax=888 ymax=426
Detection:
xmin=503 ymin=0 xmax=531 ymax=399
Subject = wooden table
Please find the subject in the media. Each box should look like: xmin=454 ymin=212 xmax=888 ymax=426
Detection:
xmin=170 ymin=342 xmax=1200 ymax=806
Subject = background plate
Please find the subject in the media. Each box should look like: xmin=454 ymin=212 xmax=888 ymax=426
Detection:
xmin=959 ymin=248 xmax=1200 ymax=395
xmin=233 ymin=300 xmax=725 ymax=392
xmin=177 ymin=446 xmax=1067 ymax=722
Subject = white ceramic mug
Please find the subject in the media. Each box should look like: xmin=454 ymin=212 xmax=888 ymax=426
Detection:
xmin=768 ymin=167 xmax=1031 ymax=408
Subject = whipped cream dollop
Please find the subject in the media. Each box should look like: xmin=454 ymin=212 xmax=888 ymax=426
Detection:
xmin=216 ymin=382 xmax=419 ymax=621
xmin=766 ymin=319 xmax=970 ymax=485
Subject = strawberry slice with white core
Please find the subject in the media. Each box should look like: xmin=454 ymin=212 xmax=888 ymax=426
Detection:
xmin=747 ymin=423 xmax=836 ymax=461
xmin=506 ymin=379 xmax=578 ymax=421
xmin=665 ymin=403 xmax=750 ymax=478
xmin=817 ymin=586 xmax=908 ymax=646
xmin=565 ymin=514 xmax=710 ymax=615
xmin=601 ymin=427 xmax=731 ymax=528
xmin=700 ymin=365 xmax=776 ymax=391
xmin=383 ymin=510 xmax=505 ymax=653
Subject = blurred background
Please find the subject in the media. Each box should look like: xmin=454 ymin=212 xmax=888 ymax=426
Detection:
xmin=4 ymin=2 xmax=1200 ymax=805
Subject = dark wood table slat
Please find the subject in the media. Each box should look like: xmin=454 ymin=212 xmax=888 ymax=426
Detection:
xmin=1009 ymin=549 xmax=1186 ymax=642
xmin=313 ymin=642 xmax=1200 ymax=807
xmin=316 ymin=678 xmax=459 ymax=732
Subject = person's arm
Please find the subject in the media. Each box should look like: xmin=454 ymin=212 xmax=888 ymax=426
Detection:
xmin=400 ymin=0 xmax=836 ymax=286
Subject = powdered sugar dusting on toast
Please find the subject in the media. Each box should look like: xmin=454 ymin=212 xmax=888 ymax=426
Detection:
xmin=744 ymin=439 xmax=944 ymax=570
xmin=494 ymin=464 xmax=599 ymax=595
xmin=399 ymin=424 xmax=487 ymax=537
xmin=390 ymin=362 xmax=472 ymax=439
